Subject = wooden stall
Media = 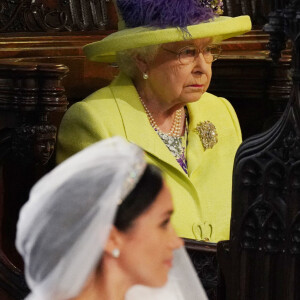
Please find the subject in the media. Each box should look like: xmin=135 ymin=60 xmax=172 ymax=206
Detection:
xmin=0 ymin=1 xmax=293 ymax=299
xmin=218 ymin=1 xmax=300 ymax=299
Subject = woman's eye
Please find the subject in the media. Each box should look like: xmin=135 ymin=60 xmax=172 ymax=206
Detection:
xmin=160 ymin=218 xmax=171 ymax=228
xmin=205 ymin=45 xmax=220 ymax=55
xmin=181 ymin=48 xmax=196 ymax=57
xmin=203 ymin=46 xmax=212 ymax=54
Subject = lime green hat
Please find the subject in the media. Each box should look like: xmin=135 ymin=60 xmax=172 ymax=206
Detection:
xmin=84 ymin=0 xmax=252 ymax=63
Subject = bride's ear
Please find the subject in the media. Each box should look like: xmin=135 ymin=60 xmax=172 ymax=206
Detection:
xmin=104 ymin=226 xmax=124 ymax=256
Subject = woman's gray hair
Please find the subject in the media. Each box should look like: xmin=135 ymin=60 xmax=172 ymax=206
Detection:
xmin=116 ymin=44 xmax=160 ymax=79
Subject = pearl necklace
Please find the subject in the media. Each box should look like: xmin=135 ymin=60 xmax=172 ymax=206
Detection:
xmin=139 ymin=97 xmax=183 ymax=137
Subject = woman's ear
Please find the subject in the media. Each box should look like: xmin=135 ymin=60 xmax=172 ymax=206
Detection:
xmin=134 ymin=54 xmax=148 ymax=75
xmin=104 ymin=226 xmax=124 ymax=255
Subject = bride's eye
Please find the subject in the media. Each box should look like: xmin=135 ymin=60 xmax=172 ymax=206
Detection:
xmin=160 ymin=217 xmax=171 ymax=228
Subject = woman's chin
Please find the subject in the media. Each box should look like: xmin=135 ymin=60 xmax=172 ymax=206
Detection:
xmin=184 ymin=93 xmax=204 ymax=104
xmin=182 ymin=89 xmax=205 ymax=103
xmin=145 ymin=273 xmax=169 ymax=288
xmin=152 ymin=277 xmax=169 ymax=287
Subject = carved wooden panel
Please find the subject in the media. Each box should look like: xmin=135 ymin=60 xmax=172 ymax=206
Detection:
xmin=185 ymin=239 xmax=218 ymax=300
xmin=0 ymin=61 xmax=68 ymax=299
xmin=0 ymin=0 xmax=108 ymax=32
xmin=223 ymin=0 xmax=273 ymax=26
xmin=0 ymin=0 xmax=275 ymax=34
xmin=218 ymin=1 xmax=300 ymax=299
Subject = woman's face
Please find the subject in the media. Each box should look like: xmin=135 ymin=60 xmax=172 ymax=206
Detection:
xmin=145 ymin=38 xmax=213 ymax=108
xmin=117 ymin=182 xmax=183 ymax=287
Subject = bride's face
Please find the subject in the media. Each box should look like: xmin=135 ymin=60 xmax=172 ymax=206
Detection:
xmin=118 ymin=183 xmax=183 ymax=287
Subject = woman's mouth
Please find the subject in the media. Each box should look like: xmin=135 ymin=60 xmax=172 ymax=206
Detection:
xmin=164 ymin=258 xmax=173 ymax=268
xmin=189 ymin=84 xmax=204 ymax=88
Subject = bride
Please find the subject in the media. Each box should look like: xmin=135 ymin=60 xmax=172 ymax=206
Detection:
xmin=16 ymin=137 xmax=207 ymax=300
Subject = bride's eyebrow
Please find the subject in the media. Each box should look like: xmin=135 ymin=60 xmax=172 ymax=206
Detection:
xmin=160 ymin=210 xmax=174 ymax=218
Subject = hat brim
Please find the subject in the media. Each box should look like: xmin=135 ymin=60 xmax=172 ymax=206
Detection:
xmin=84 ymin=15 xmax=252 ymax=63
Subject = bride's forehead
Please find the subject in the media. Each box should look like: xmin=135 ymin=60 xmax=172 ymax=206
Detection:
xmin=163 ymin=38 xmax=213 ymax=49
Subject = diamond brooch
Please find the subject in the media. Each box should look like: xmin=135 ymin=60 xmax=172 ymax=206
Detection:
xmin=195 ymin=121 xmax=218 ymax=150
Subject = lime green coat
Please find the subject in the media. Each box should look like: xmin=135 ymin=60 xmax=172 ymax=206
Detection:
xmin=57 ymin=73 xmax=241 ymax=242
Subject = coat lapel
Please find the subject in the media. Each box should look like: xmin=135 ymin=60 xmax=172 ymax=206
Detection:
xmin=186 ymin=101 xmax=205 ymax=177
xmin=109 ymin=73 xmax=187 ymax=176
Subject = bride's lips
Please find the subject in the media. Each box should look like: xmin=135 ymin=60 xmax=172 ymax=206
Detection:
xmin=164 ymin=258 xmax=173 ymax=268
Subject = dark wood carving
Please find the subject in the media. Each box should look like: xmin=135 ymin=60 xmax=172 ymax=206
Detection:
xmin=185 ymin=239 xmax=218 ymax=300
xmin=223 ymin=0 xmax=273 ymax=26
xmin=0 ymin=0 xmax=275 ymax=33
xmin=0 ymin=0 xmax=108 ymax=32
xmin=218 ymin=1 xmax=300 ymax=299
xmin=263 ymin=0 xmax=286 ymax=62
xmin=0 ymin=61 xmax=68 ymax=299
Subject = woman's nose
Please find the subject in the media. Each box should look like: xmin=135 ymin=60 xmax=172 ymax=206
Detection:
xmin=192 ymin=52 xmax=211 ymax=77
xmin=169 ymin=226 xmax=184 ymax=249
xmin=193 ymin=52 xmax=210 ymax=72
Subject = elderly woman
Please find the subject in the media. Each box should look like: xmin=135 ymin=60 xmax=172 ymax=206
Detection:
xmin=57 ymin=0 xmax=251 ymax=242
xmin=16 ymin=137 xmax=207 ymax=300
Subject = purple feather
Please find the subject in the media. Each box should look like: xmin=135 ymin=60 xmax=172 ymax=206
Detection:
xmin=116 ymin=0 xmax=222 ymax=29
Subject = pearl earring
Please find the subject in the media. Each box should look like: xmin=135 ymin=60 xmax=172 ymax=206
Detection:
xmin=143 ymin=72 xmax=149 ymax=80
xmin=112 ymin=248 xmax=120 ymax=258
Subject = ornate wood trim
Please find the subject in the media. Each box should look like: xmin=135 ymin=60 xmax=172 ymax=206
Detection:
xmin=0 ymin=0 xmax=275 ymax=34
xmin=184 ymin=239 xmax=218 ymax=300
xmin=0 ymin=0 xmax=108 ymax=33
xmin=0 ymin=61 xmax=68 ymax=299
xmin=218 ymin=1 xmax=300 ymax=299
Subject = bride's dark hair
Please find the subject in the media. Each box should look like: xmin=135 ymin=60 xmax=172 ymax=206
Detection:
xmin=114 ymin=164 xmax=163 ymax=231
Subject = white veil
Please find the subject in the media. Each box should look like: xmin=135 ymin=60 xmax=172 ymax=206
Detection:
xmin=16 ymin=137 xmax=208 ymax=300
xmin=126 ymin=247 xmax=208 ymax=300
